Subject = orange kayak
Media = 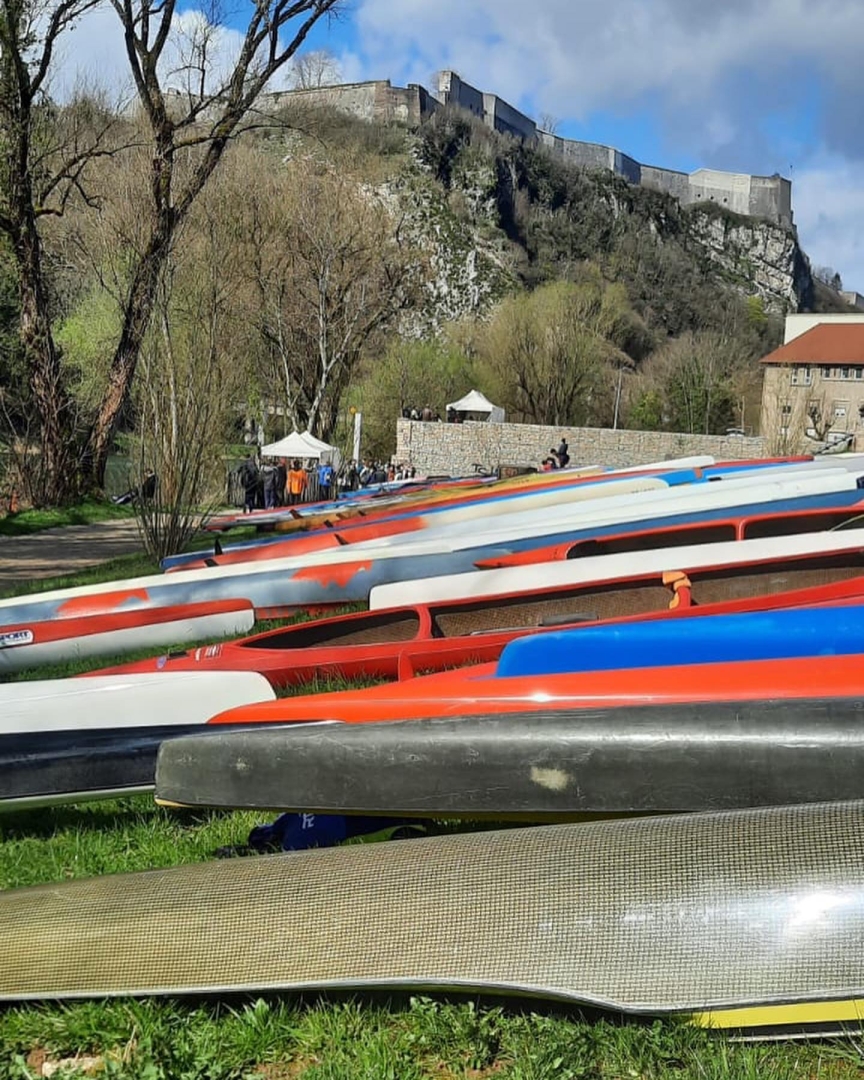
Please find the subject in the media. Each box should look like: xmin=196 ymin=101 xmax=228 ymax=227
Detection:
xmin=209 ymin=651 xmax=864 ymax=727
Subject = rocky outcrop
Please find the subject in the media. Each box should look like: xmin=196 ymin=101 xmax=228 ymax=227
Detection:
xmin=684 ymin=208 xmax=813 ymax=312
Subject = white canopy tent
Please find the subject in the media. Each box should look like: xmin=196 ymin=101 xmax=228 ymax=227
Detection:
xmin=446 ymin=389 xmax=505 ymax=423
xmin=261 ymin=430 xmax=340 ymax=467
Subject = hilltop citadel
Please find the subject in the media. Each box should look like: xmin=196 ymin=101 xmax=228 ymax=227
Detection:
xmin=269 ymin=70 xmax=794 ymax=228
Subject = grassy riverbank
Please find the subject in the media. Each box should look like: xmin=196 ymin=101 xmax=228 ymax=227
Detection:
xmin=0 ymin=500 xmax=135 ymax=537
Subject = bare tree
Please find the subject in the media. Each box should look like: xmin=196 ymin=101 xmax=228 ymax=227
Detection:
xmin=83 ymin=0 xmax=344 ymax=489
xmin=0 ymin=0 xmax=342 ymax=502
xmin=131 ymin=201 xmax=250 ymax=558
xmin=286 ymin=48 xmax=342 ymax=89
xmin=245 ymin=158 xmax=420 ymax=438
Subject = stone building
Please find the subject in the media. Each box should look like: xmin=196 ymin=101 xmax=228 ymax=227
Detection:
xmin=760 ymin=317 xmax=864 ymax=453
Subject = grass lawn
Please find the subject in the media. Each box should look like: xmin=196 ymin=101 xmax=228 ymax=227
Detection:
xmin=0 ymin=500 xmax=136 ymax=537
xmin=2 ymin=555 xmax=864 ymax=1077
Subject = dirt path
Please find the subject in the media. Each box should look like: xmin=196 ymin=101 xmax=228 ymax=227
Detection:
xmin=0 ymin=520 xmax=145 ymax=596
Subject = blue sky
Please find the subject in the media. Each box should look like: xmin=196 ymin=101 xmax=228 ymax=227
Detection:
xmin=64 ymin=0 xmax=864 ymax=292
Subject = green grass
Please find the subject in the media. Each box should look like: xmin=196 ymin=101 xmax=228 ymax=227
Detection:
xmin=0 ymin=553 xmax=160 ymax=600
xmin=0 ymin=500 xmax=136 ymax=537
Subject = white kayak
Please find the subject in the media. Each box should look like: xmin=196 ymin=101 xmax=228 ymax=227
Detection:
xmin=369 ymin=527 xmax=864 ymax=608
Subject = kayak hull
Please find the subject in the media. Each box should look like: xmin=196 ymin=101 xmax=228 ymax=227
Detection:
xmin=207 ymin=651 xmax=864 ymax=726
xmin=0 ymin=672 xmax=274 ymax=807
xmin=3 ymin=799 xmax=864 ymax=1039
xmin=94 ymin=567 xmax=864 ymax=686
xmin=155 ymin=699 xmax=864 ymax=817
xmin=0 ymin=600 xmax=255 ymax=673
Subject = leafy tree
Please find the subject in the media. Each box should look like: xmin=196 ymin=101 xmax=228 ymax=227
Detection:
xmin=477 ymin=274 xmax=649 ymax=427
xmin=650 ymin=331 xmax=752 ymax=435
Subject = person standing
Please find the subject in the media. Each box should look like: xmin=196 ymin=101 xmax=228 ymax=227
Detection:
xmin=240 ymin=455 xmax=258 ymax=514
xmin=287 ymin=459 xmax=307 ymax=506
xmin=275 ymin=458 xmax=287 ymax=506
xmin=317 ymin=459 xmax=334 ymax=501
xmin=262 ymin=461 xmax=278 ymax=510
xmin=557 ymin=436 xmax=570 ymax=468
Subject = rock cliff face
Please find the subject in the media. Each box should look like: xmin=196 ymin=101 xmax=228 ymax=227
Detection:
xmin=683 ymin=208 xmax=813 ymax=313
xmin=370 ymin=125 xmax=815 ymax=330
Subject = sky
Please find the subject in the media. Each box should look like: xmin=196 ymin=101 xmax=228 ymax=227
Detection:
xmin=57 ymin=0 xmax=864 ymax=293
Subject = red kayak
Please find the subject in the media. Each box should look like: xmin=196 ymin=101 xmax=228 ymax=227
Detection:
xmin=92 ymin=565 xmax=864 ymax=687
xmin=207 ymin=650 xmax=864 ymax=728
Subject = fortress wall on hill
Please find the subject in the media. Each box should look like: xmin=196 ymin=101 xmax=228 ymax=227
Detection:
xmin=640 ymin=164 xmax=691 ymax=204
xmin=394 ymin=419 xmax=766 ymax=476
xmin=483 ymin=93 xmax=536 ymax=140
xmin=264 ymin=73 xmax=793 ymax=228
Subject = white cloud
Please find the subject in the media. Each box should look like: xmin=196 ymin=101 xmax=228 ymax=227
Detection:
xmin=793 ymin=160 xmax=864 ymax=292
xmin=354 ymin=0 xmax=864 ymax=137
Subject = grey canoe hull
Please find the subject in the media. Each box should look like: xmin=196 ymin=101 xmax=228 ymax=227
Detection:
xmin=155 ymin=699 xmax=864 ymax=817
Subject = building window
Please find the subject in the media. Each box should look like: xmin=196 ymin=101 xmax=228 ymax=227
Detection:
xmin=781 ymin=404 xmax=792 ymax=415
xmin=791 ymin=366 xmax=812 ymax=386
xmin=833 ymin=401 xmax=849 ymax=425
xmin=780 ymin=426 xmax=789 ymax=437
xmin=842 ymin=367 xmax=853 ymax=380
xmin=856 ymin=369 xmax=863 ymax=380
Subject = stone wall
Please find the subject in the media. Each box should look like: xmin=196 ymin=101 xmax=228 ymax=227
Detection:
xmin=395 ymin=420 xmax=766 ymax=476
xmin=483 ymin=93 xmax=536 ymax=140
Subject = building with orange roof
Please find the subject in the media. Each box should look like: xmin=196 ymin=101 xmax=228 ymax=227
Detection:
xmin=760 ymin=317 xmax=864 ymax=452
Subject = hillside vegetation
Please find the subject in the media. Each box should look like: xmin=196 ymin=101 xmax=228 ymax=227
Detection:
xmin=0 ymin=98 xmax=847 ymax=490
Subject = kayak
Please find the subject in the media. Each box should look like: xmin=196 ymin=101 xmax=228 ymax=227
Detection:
xmin=369 ymin=523 xmax=864 ymax=610
xmin=91 ymin=569 xmax=864 ymax=687
xmin=0 ymin=671 xmax=274 ymax=807
xmin=205 ymin=651 xmax=864 ymax=727
xmin=154 ymin=698 xmax=864 ymax=817
xmin=2 ymin=798 xmax=863 ymax=1038
xmin=476 ymin=503 xmax=864 ymax=568
xmin=0 ymin=598 xmax=255 ymax=674
xmin=495 ymin=605 xmax=864 ymax=677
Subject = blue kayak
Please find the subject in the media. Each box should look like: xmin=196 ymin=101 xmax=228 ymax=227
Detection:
xmin=495 ymin=604 xmax=864 ymax=678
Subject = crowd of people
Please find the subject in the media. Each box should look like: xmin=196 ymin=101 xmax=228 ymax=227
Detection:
xmin=234 ymin=454 xmax=418 ymax=512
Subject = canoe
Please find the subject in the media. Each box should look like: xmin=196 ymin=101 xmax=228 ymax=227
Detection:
xmin=476 ymin=503 xmax=864 ymax=568
xmin=369 ymin=520 xmax=864 ymax=610
xmin=0 ymin=671 xmax=274 ymax=808
xmin=92 ymin=567 xmax=864 ymax=687
xmin=206 ymin=650 xmax=864 ymax=727
xmin=154 ymin=698 xmax=864 ymax=817
xmin=0 ymin=599 xmax=255 ymax=674
xmin=3 ymin=799 xmax=864 ymax=1038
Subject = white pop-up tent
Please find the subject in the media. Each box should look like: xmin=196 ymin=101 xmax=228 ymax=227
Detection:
xmin=261 ymin=430 xmax=339 ymax=466
xmin=446 ymin=389 xmax=505 ymax=422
